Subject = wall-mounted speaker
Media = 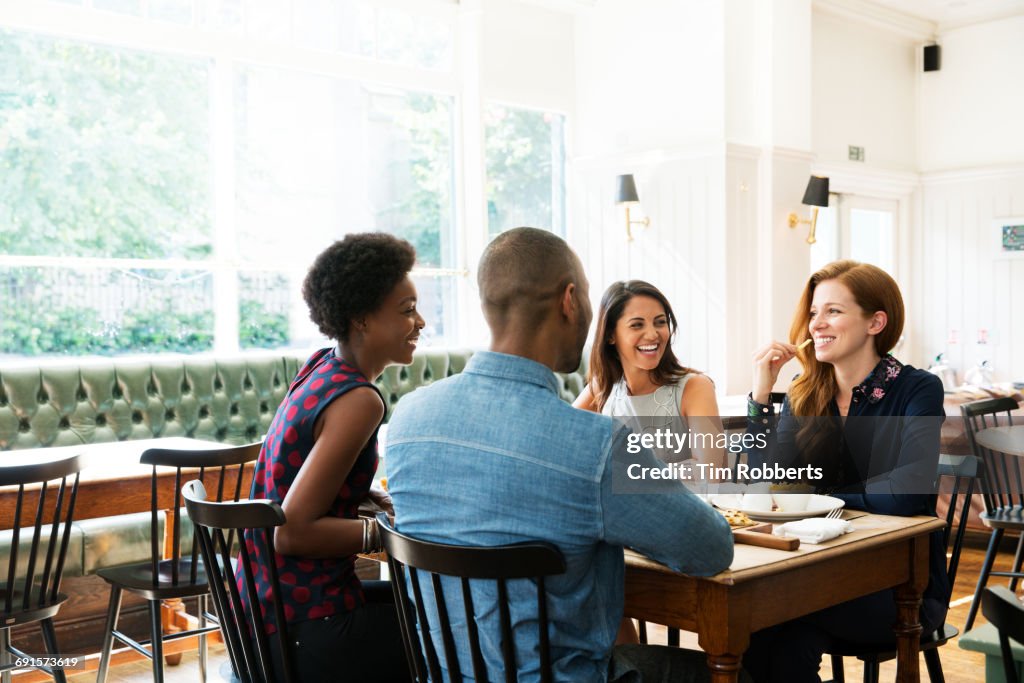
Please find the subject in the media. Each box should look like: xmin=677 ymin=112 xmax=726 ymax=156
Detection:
xmin=924 ymin=44 xmax=941 ymax=72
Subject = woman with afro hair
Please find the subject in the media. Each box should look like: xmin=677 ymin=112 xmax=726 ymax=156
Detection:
xmin=240 ymin=232 xmax=421 ymax=682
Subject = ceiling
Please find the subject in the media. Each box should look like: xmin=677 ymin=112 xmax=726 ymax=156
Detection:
xmin=868 ymin=0 xmax=1024 ymax=27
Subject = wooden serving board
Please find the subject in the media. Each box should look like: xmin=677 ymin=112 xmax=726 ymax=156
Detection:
xmin=733 ymin=522 xmax=800 ymax=551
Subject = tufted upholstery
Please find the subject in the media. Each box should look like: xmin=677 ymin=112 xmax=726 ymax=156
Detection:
xmin=0 ymin=350 xmax=585 ymax=577
xmin=0 ymin=350 xmax=585 ymax=451
xmin=0 ymin=355 xmax=302 ymax=451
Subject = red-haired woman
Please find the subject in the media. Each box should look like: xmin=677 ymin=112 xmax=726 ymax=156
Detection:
xmin=743 ymin=260 xmax=948 ymax=682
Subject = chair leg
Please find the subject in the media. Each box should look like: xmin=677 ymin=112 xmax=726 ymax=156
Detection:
xmin=637 ymin=620 xmax=647 ymax=644
xmin=199 ymin=595 xmax=208 ymax=683
xmin=96 ymin=585 xmax=124 ymax=683
xmin=39 ymin=618 xmax=68 ymax=683
xmin=1011 ymin=531 xmax=1024 ymax=592
xmin=966 ymin=528 xmax=1004 ymax=631
xmin=830 ymin=654 xmax=846 ymax=683
xmin=1 ymin=627 xmax=12 ymax=683
xmin=667 ymin=627 xmax=680 ymax=647
xmin=149 ymin=601 xmax=165 ymax=683
xmin=923 ymin=649 xmax=944 ymax=683
xmin=862 ymin=659 xmax=880 ymax=683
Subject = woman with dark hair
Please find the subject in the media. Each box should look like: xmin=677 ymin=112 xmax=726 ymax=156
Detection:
xmin=575 ymin=279 xmax=726 ymax=471
xmin=240 ymin=232 xmax=420 ymax=682
xmin=742 ymin=260 xmax=948 ymax=682
xmin=575 ymin=280 xmax=726 ymax=647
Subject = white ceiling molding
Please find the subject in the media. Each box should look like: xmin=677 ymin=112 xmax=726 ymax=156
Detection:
xmin=772 ymin=147 xmax=817 ymax=163
xmin=510 ymin=0 xmax=596 ymax=13
xmin=812 ymin=161 xmax=921 ymax=197
xmin=725 ymin=143 xmax=763 ymax=161
xmin=814 ymin=0 xmax=936 ymax=40
xmin=920 ymin=163 xmax=1024 ymax=185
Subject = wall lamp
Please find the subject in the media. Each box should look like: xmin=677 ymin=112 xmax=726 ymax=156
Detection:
xmin=788 ymin=175 xmax=830 ymax=244
xmin=615 ymin=174 xmax=650 ymax=241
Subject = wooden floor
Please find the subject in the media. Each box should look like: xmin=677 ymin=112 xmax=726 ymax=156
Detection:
xmin=88 ymin=530 xmax=1016 ymax=682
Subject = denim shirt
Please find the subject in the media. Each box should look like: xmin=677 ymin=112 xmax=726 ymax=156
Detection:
xmin=386 ymin=351 xmax=734 ymax=682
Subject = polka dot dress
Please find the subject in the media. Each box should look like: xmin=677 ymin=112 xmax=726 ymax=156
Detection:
xmin=238 ymin=347 xmax=381 ymax=634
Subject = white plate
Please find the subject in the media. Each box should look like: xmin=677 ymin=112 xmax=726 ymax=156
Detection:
xmin=710 ymin=493 xmax=845 ymax=522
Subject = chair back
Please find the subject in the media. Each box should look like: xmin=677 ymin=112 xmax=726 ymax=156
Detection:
xmin=182 ymin=479 xmax=295 ymax=683
xmin=376 ymin=513 xmax=566 ymax=683
xmin=0 ymin=453 xmax=84 ymax=625
xmin=961 ymin=397 xmax=1019 ymax=514
xmin=937 ymin=453 xmax=980 ymax=587
xmin=140 ymin=441 xmax=260 ymax=588
xmin=983 ymin=585 xmax=1024 ymax=683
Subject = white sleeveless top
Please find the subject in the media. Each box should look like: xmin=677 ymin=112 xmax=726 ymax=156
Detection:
xmin=601 ymin=374 xmax=694 ymax=463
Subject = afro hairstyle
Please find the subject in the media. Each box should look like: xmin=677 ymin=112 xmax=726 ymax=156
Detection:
xmin=302 ymin=232 xmax=417 ymax=343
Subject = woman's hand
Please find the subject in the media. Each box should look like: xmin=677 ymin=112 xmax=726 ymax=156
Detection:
xmin=752 ymin=341 xmax=798 ymax=404
xmin=367 ymin=484 xmax=393 ymax=516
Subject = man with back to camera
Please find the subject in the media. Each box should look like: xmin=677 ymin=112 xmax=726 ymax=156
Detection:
xmin=386 ymin=227 xmax=736 ymax=682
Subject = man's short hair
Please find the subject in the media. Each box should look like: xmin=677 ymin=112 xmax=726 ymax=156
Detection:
xmin=477 ymin=227 xmax=578 ymax=325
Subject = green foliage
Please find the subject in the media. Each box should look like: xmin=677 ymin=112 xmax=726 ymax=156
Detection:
xmin=383 ymin=92 xmax=452 ymax=267
xmin=0 ymin=302 xmax=213 ymax=356
xmin=239 ymin=300 xmax=290 ymax=350
xmin=0 ymin=29 xmax=212 ymax=259
xmin=485 ymin=105 xmax=565 ymax=236
xmin=0 ymin=268 xmax=213 ymax=356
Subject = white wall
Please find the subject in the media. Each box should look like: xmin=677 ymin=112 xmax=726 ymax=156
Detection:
xmin=811 ymin=10 xmax=918 ymax=171
xmin=572 ymin=153 xmax=728 ymax=386
xmin=479 ymin=0 xmax=576 ymax=113
xmin=912 ymin=16 xmax=1024 ymax=381
xmin=918 ymin=16 xmax=1024 ymax=171
xmin=573 ymin=0 xmax=725 ymax=159
xmin=916 ymin=169 xmax=1024 ymax=382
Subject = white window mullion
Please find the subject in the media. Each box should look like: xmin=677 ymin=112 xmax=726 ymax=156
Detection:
xmin=456 ymin=0 xmax=486 ymax=348
xmin=211 ymin=56 xmax=238 ymax=353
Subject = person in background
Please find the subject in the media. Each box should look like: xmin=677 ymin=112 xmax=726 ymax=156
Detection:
xmin=241 ymin=233 xmax=421 ymax=682
xmin=574 ymin=279 xmax=728 ymax=644
xmin=574 ymin=279 xmax=727 ymax=474
xmin=386 ymin=227 xmax=734 ymax=682
xmin=743 ymin=259 xmax=948 ymax=682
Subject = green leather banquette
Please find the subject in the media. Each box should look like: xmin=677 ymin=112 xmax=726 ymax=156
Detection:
xmin=0 ymin=349 xmax=586 ymax=577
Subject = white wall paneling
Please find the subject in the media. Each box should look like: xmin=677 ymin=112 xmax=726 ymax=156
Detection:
xmin=916 ymin=168 xmax=1024 ymax=382
xmin=571 ymin=150 xmax=727 ymax=391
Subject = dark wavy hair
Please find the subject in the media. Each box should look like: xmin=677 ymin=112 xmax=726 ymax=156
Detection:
xmin=302 ymin=232 xmax=416 ymax=342
xmin=587 ymin=280 xmax=696 ymax=411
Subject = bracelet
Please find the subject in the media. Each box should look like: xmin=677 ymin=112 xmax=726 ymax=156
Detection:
xmin=361 ymin=517 xmax=382 ymax=554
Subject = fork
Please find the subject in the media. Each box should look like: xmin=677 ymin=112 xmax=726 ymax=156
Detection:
xmin=825 ymin=507 xmax=845 ymax=520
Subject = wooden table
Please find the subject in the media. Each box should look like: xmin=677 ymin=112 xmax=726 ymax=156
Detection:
xmin=624 ymin=513 xmax=945 ymax=683
xmin=974 ymin=425 xmax=1024 ymax=457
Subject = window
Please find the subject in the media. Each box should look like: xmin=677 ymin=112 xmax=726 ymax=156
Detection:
xmin=810 ymin=196 xmax=897 ymax=275
xmin=484 ymin=103 xmax=566 ymax=237
xmin=0 ymin=28 xmax=214 ymax=356
xmin=234 ymin=67 xmax=455 ymax=348
xmin=0 ymin=1 xmax=465 ymax=357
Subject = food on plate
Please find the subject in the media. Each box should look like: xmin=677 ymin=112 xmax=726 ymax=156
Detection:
xmin=719 ymin=508 xmax=755 ymax=528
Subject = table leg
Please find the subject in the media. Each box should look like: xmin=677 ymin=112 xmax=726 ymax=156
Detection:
xmin=705 ymin=652 xmax=743 ymax=683
xmin=894 ymin=535 xmax=928 ymax=683
xmin=697 ymin=582 xmax=748 ymax=683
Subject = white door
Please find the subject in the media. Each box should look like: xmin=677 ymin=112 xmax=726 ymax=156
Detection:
xmin=810 ymin=195 xmax=898 ymax=276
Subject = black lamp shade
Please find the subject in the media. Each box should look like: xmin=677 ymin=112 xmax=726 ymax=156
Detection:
xmin=616 ymin=174 xmax=640 ymax=204
xmin=802 ymin=176 xmax=829 ymax=207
